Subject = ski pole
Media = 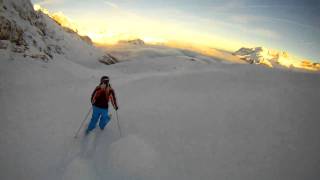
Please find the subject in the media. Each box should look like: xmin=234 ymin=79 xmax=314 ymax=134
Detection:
xmin=116 ymin=110 xmax=122 ymax=137
xmin=74 ymin=107 xmax=92 ymax=138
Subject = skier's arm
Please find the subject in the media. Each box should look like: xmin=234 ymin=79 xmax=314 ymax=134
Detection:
xmin=91 ymin=87 xmax=99 ymax=104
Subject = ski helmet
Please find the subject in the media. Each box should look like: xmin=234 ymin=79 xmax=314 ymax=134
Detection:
xmin=100 ymin=76 xmax=109 ymax=84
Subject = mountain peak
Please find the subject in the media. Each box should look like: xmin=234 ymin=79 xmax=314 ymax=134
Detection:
xmin=118 ymin=39 xmax=145 ymax=46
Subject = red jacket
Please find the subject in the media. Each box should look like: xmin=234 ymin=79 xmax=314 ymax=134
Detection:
xmin=91 ymin=85 xmax=118 ymax=109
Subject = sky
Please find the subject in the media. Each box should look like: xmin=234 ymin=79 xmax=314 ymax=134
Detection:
xmin=31 ymin=0 xmax=320 ymax=62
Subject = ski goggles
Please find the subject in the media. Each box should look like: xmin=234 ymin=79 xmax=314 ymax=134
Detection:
xmin=101 ymin=79 xmax=109 ymax=84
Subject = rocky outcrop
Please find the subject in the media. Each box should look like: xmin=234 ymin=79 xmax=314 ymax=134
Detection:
xmin=1 ymin=0 xmax=119 ymax=65
xmin=80 ymin=35 xmax=92 ymax=45
xmin=99 ymin=54 xmax=119 ymax=65
xmin=1 ymin=0 xmax=49 ymax=59
xmin=0 ymin=16 xmax=25 ymax=45
xmin=0 ymin=40 xmax=9 ymax=49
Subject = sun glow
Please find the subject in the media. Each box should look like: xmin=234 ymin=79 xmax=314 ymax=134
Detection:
xmin=33 ymin=4 xmax=319 ymax=70
xmin=142 ymin=37 xmax=168 ymax=44
xmin=33 ymin=4 xmax=243 ymax=50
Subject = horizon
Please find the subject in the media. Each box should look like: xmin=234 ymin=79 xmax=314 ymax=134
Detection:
xmin=31 ymin=0 xmax=320 ymax=63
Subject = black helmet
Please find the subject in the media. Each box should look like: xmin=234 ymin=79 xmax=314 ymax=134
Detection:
xmin=100 ymin=76 xmax=109 ymax=84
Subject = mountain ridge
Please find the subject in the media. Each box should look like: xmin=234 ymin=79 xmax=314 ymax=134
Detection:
xmin=0 ymin=0 xmax=117 ymax=65
xmin=233 ymin=47 xmax=320 ymax=71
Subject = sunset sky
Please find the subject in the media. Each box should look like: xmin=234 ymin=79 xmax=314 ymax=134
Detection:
xmin=31 ymin=0 xmax=320 ymax=62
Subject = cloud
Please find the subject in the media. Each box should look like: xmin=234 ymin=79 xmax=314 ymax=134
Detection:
xmin=247 ymin=28 xmax=280 ymax=39
xmin=269 ymin=17 xmax=318 ymax=30
xmin=228 ymin=15 xmax=280 ymax=38
xmin=35 ymin=0 xmax=64 ymax=5
xmin=213 ymin=2 xmax=320 ymax=31
xmin=211 ymin=1 xmax=314 ymax=11
xmin=231 ymin=15 xmax=262 ymax=24
xmin=299 ymin=41 xmax=318 ymax=47
xmin=210 ymin=0 xmax=246 ymax=12
xmin=145 ymin=7 xmax=280 ymax=39
xmin=104 ymin=1 xmax=118 ymax=9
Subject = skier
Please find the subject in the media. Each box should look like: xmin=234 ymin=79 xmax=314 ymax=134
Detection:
xmin=85 ymin=76 xmax=119 ymax=135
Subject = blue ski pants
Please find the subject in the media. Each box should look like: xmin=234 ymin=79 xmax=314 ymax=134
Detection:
xmin=86 ymin=106 xmax=110 ymax=132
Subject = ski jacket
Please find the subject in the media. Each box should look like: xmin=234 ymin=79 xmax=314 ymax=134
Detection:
xmin=91 ymin=85 xmax=118 ymax=109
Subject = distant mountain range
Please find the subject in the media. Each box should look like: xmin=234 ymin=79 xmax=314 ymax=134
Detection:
xmin=233 ymin=47 xmax=320 ymax=71
xmin=118 ymin=39 xmax=146 ymax=46
xmin=8 ymin=0 xmax=318 ymax=72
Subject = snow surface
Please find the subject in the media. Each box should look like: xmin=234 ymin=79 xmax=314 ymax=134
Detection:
xmin=1 ymin=0 xmax=320 ymax=180
xmin=1 ymin=44 xmax=320 ymax=180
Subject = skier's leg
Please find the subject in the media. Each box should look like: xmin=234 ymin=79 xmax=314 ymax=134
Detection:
xmin=99 ymin=108 xmax=110 ymax=130
xmin=86 ymin=106 xmax=101 ymax=133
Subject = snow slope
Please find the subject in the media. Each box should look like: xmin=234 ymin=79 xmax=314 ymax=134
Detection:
xmin=1 ymin=45 xmax=320 ymax=180
xmin=1 ymin=1 xmax=320 ymax=180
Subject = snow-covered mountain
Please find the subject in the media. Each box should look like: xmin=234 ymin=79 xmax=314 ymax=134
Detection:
xmin=0 ymin=0 xmax=116 ymax=65
xmin=233 ymin=47 xmax=320 ymax=71
xmin=118 ymin=39 xmax=146 ymax=46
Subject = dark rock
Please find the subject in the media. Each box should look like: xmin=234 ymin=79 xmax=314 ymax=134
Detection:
xmin=99 ymin=54 xmax=119 ymax=65
xmin=80 ymin=35 xmax=92 ymax=44
xmin=0 ymin=16 xmax=25 ymax=46
xmin=0 ymin=40 xmax=9 ymax=49
xmin=118 ymin=39 xmax=145 ymax=46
